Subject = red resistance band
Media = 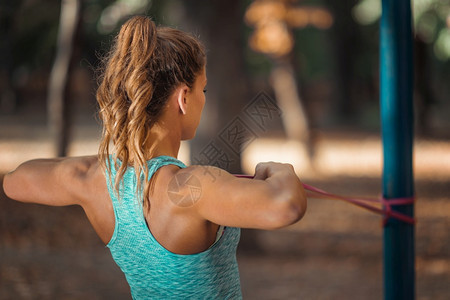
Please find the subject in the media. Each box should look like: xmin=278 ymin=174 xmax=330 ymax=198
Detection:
xmin=233 ymin=174 xmax=415 ymax=226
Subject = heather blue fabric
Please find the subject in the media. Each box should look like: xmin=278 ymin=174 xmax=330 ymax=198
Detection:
xmin=105 ymin=155 xmax=242 ymax=299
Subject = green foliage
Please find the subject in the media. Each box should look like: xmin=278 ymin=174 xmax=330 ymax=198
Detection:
xmin=11 ymin=1 xmax=61 ymax=68
xmin=293 ymin=26 xmax=334 ymax=83
xmin=354 ymin=0 xmax=450 ymax=61
xmin=1 ymin=0 xmax=170 ymax=82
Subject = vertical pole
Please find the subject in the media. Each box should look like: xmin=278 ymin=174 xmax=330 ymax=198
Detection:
xmin=380 ymin=0 xmax=415 ymax=299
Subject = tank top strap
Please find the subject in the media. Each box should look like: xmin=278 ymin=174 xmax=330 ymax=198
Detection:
xmin=105 ymin=155 xmax=186 ymax=187
xmin=146 ymin=155 xmax=187 ymax=180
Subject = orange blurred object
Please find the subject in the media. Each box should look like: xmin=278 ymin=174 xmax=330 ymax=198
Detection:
xmin=245 ymin=0 xmax=333 ymax=57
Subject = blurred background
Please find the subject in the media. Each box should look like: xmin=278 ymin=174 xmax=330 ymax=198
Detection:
xmin=0 ymin=0 xmax=449 ymax=299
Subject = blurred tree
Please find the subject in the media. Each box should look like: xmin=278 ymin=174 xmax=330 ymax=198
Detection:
xmin=0 ymin=0 xmax=20 ymax=114
xmin=244 ymin=0 xmax=334 ymax=159
xmin=5 ymin=0 xmax=448 ymax=149
xmin=245 ymin=0 xmax=310 ymax=144
xmin=1 ymin=0 xmax=60 ymax=114
xmin=353 ymin=0 xmax=450 ymax=61
xmin=324 ymin=0 xmax=362 ymax=123
xmin=167 ymin=0 xmax=253 ymax=173
xmin=1 ymin=0 xmax=155 ymax=154
xmin=47 ymin=0 xmax=81 ymax=157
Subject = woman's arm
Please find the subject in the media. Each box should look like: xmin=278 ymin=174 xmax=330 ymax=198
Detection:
xmin=3 ymin=156 xmax=116 ymax=244
xmin=172 ymin=162 xmax=307 ymax=230
xmin=3 ymin=156 xmax=98 ymax=206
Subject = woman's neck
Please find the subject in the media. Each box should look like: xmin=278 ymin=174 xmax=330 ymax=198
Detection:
xmin=142 ymin=122 xmax=181 ymax=159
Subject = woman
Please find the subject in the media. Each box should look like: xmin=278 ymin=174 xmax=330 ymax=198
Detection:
xmin=3 ymin=16 xmax=307 ymax=299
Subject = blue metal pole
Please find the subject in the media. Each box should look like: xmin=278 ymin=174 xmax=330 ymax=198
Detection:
xmin=380 ymin=0 xmax=415 ymax=299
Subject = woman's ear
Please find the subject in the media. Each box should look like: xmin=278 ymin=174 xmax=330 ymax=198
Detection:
xmin=176 ymin=85 xmax=189 ymax=115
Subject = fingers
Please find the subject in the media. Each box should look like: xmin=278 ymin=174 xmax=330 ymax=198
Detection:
xmin=253 ymin=162 xmax=296 ymax=180
xmin=253 ymin=162 xmax=269 ymax=180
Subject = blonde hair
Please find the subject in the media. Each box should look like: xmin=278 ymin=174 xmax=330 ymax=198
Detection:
xmin=97 ymin=16 xmax=206 ymax=211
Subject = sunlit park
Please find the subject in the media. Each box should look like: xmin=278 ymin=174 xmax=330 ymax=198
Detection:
xmin=0 ymin=0 xmax=449 ymax=299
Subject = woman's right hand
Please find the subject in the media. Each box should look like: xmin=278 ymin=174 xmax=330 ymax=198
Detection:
xmin=253 ymin=161 xmax=296 ymax=180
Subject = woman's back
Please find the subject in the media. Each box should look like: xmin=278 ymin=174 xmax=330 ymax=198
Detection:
xmin=105 ymin=155 xmax=242 ymax=299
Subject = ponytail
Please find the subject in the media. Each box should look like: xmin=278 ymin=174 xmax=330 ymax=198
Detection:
xmin=97 ymin=16 xmax=205 ymax=211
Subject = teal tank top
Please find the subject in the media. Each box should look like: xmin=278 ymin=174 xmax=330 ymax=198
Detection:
xmin=105 ymin=155 xmax=242 ymax=299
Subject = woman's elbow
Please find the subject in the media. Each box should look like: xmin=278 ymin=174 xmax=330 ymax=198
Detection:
xmin=3 ymin=172 xmax=18 ymax=200
xmin=267 ymin=190 xmax=307 ymax=229
xmin=3 ymin=166 xmax=30 ymax=202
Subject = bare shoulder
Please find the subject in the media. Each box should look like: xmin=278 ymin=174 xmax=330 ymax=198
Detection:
xmin=63 ymin=156 xmax=106 ymax=201
xmin=47 ymin=155 xmax=106 ymax=205
xmin=60 ymin=155 xmax=99 ymax=176
xmin=180 ymin=164 xmax=236 ymax=185
xmin=165 ymin=164 xmax=257 ymax=211
xmin=160 ymin=164 xmax=235 ymax=195
xmin=167 ymin=164 xmax=240 ymax=201
xmin=3 ymin=155 xmax=103 ymax=206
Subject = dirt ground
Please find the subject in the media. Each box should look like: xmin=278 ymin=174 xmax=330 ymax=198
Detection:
xmin=0 ymin=105 xmax=449 ymax=299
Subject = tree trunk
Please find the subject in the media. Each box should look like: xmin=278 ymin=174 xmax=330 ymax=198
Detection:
xmin=324 ymin=0 xmax=361 ymax=122
xmin=270 ymin=59 xmax=309 ymax=143
xmin=47 ymin=0 xmax=81 ymax=157
xmin=180 ymin=0 xmax=252 ymax=173
xmin=0 ymin=0 xmax=18 ymax=114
